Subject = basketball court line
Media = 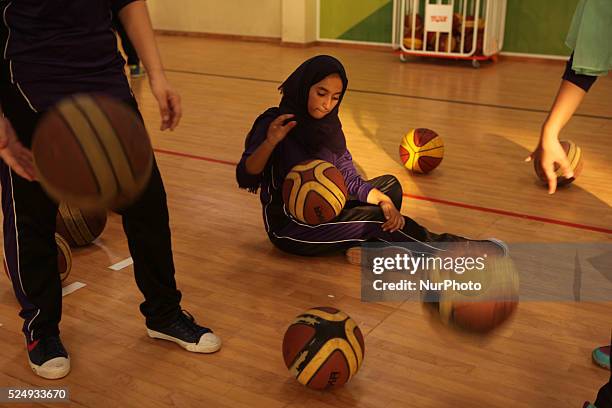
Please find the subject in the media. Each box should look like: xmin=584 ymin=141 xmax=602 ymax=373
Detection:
xmin=164 ymin=68 xmax=612 ymax=121
xmin=62 ymin=282 xmax=86 ymax=297
xmin=153 ymin=148 xmax=612 ymax=235
xmin=108 ymin=257 xmax=134 ymax=271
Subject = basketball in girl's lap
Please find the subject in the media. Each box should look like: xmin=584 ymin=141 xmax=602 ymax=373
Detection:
xmin=283 ymin=160 xmax=347 ymax=225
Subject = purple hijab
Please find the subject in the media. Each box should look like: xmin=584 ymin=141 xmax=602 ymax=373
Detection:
xmin=239 ymin=55 xmax=349 ymax=193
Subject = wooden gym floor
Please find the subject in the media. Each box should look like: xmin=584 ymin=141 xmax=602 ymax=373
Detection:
xmin=0 ymin=35 xmax=610 ymax=407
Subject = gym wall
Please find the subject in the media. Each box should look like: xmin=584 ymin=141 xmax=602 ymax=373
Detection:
xmin=318 ymin=0 xmax=580 ymax=57
xmin=147 ymin=0 xmax=580 ymax=57
xmin=147 ymin=0 xmax=282 ymax=38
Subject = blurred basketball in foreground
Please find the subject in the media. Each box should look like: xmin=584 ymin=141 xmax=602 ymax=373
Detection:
xmin=32 ymin=94 xmax=153 ymax=211
xmin=422 ymin=243 xmax=518 ymax=334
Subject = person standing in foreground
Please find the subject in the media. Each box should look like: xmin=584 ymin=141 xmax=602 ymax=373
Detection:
xmin=0 ymin=0 xmax=221 ymax=380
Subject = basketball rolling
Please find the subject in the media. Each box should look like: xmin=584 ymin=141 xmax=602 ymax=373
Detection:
xmin=399 ymin=128 xmax=444 ymax=174
xmin=533 ymin=140 xmax=583 ymax=187
xmin=283 ymin=160 xmax=347 ymax=225
xmin=282 ymin=307 xmax=364 ymax=390
xmin=56 ymin=203 xmax=107 ymax=247
xmin=422 ymin=251 xmax=519 ymax=334
xmin=450 ymin=300 xmax=517 ymax=332
xmin=32 ymin=94 xmax=153 ymax=211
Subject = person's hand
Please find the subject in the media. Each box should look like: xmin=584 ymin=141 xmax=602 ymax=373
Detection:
xmin=265 ymin=114 xmax=297 ymax=147
xmin=525 ymin=137 xmax=573 ymax=194
xmin=149 ymin=75 xmax=182 ymax=131
xmin=0 ymin=117 xmax=35 ymax=181
xmin=380 ymin=198 xmax=405 ymax=232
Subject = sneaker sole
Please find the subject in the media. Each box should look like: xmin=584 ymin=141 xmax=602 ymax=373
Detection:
xmin=146 ymin=329 xmax=222 ymax=353
xmin=25 ymin=339 xmax=70 ymax=380
xmin=28 ymin=357 xmax=70 ymax=380
xmin=592 ymin=349 xmax=611 ymax=370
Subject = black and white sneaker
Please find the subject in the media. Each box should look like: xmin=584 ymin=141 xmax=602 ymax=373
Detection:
xmin=146 ymin=310 xmax=221 ymax=353
xmin=26 ymin=335 xmax=70 ymax=379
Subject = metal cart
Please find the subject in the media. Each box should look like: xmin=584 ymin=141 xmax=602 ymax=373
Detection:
xmin=392 ymin=0 xmax=507 ymax=67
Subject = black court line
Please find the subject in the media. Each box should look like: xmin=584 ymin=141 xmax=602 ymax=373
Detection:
xmin=164 ymin=68 xmax=612 ymax=121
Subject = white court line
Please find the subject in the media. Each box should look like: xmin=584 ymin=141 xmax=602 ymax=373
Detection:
xmin=109 ymin=257 xmax=133 ymax=271
xmin=62 ymin=282 xmax=86 ymax=297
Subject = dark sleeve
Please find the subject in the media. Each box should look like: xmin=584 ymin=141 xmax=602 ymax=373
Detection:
xmin=594 ymin=356 xmax=612 ymax=406
xmin=335 ymin=149 xmax=374 ymax=203
xmin=562 ymin=53 xmax=597 ymax=92
xmin=111 ymin=0 xmax=139 ymax=15
xmin=236 ymin=117 xmax=273 ymax=191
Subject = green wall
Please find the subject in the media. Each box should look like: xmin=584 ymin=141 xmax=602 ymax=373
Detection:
xmin=319 ymin=0 xmax=579 ymax=56
xmin=503 ymin=0 xmax=578 ymax=55
xmin=319 ymin=0 xmax=393 ymax=43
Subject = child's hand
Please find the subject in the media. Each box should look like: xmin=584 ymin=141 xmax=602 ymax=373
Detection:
xmin=149 ymin=75 xmax=182 ymax=131
xmin=380 ymin=199 xmax=405 ymax=232
xmin=266 ymin=114 xmax=296 ymax=147
xmin=526 ymin=138 xmax=573 ymax=194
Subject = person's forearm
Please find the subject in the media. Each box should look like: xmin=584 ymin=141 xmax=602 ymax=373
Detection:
xmin=245 ymin=140 xmax=276 ymax=175
xmin=366 ymin=188 xmax=391 ymax=205
xmin=542 ymin=80 xmax=586 ymax=141
xmin=118 ymin=1 xmax=165 ymax=80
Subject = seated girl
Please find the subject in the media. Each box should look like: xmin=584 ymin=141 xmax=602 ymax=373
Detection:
xmin=236 ymin=55 xmax=505 ymax=261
